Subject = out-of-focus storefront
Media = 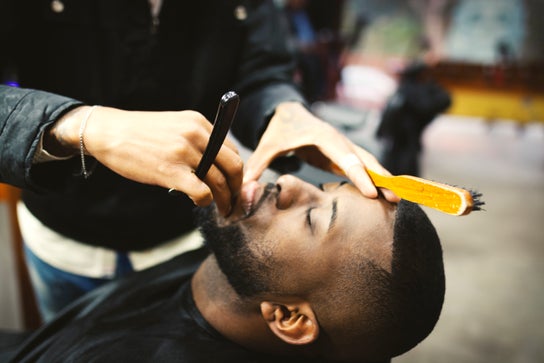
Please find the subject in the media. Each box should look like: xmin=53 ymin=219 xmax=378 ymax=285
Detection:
xmin=337 ymin=0 xmax=544 ymax=123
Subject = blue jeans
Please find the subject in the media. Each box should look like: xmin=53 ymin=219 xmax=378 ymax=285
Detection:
xmin=24 ymin=245 xmax=134 ymax=323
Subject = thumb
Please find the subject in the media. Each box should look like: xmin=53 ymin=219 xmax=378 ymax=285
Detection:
xmin=243 ymin=146 xmax=279 ymax=183
xmin=243 ymin=153 xmax=267 ymax=184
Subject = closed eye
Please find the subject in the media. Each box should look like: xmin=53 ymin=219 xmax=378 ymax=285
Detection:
xmin=306 ymin=207 xmax=314 ymax=230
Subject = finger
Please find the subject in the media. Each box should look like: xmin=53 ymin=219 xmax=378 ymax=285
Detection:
xmin=222 ymin=136 xmax=240 ymax=155
xmin=357 ymin=149 xmax=391 ymax=176
xmin=166 ymin=139 xmax=214 ymax=206
xmin=170 ymin=169 xmax=213 ymax=207
xmin=211 ymin=144 xmax=244 ymax=206
xmin=339 ymin=151 xmax=400 ymax=202
xmin=202 ymin=164 xmax=232 ymax=216
xmin=341 ymin=158 xmax=379 ymax=198
xmin=243 ymin=144 xmax=281 ymax=183
xmin=379 ymin=187 xmax=401 ymax=203
xmin=353 ymin=151 xmax=400 ymax=202
xmin=321 ymin=149 xmax=374 ymax=198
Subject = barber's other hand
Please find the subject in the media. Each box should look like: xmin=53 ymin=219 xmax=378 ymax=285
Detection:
xmin=48 ymin=106 xmax=243 ymax=215
xmin=244 ymin=102 xmax=399 ymax=202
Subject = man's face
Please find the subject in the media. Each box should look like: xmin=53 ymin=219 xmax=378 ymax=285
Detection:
xmin=197 ymin=174 xmax=396 ymax=296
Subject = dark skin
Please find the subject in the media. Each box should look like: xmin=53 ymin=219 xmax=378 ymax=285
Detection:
xmin=192 ymin=175 xmax=397 ymax=361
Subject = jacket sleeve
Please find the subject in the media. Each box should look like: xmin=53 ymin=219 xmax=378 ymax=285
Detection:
xmin=230 ymin=0 xmax=307 ymax=149
xmin=0 ymin=85 xmax=83 ymax=191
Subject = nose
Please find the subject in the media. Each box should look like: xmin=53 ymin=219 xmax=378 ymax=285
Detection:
xmin=275 ymin=175 xmax=322 ymax=209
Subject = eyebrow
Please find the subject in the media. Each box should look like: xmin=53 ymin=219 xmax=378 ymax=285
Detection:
xmin=328 ymin=197 xmax=338 ymax=232
xmin=326 ymin=181 xmax=349 ymax=232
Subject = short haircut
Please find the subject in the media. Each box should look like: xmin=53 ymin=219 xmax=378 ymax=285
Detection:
xmin=386 ymin=200 xmax=445 ymax=356
xmin=315 ymin=200 xmax=445 ymax=362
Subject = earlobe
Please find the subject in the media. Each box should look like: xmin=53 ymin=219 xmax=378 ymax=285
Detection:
xmin=260 ymin=301 xmax=319 ymax=345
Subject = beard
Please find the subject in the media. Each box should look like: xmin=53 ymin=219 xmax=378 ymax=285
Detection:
xmin=194 ymin=205 xmax=270 ymax=297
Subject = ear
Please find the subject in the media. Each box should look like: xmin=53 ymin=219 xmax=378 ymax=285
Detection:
xmin=260 ymin=300 xmax=319 ymax=345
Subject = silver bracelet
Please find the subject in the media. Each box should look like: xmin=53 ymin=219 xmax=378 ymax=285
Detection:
xmin=79 ymin=105 xmax=99 ymax=179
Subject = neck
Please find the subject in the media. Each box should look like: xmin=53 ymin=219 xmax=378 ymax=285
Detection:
xmin=191 ymin=256 xmax=280 ymax=353
xmin=191 ymin=255 xmax=322 ymax=359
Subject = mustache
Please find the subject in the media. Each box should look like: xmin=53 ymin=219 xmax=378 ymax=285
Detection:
xmin=250 ymin=183 xmax=278 ymax=215
xmin=232 ymin=183 xmax=278 ymax=222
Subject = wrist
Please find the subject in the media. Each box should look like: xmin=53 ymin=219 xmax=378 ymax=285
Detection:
xmin=272 ymin=101 xmax=320 ymax=127
xmin=44 ymin=106 xmax=89 ymax=157
xmin=78 ymin=106 xmax=100 ymax=178
xmin=275 ymin=101 xmax=305 ymax=114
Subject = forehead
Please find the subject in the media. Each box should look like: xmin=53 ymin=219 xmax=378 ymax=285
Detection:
xmin=325 ymin=182 xmax=396 ymax=272
xmin=322 ymin=181 xmax=395 ymax=215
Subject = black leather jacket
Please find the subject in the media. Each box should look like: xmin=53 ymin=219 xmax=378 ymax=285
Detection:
xmin=0 ymin=0 xmax=305 ymax=249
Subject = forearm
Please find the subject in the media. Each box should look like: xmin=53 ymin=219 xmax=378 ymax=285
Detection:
xmin=0 ymin=85 xmax=82 ymax=189
xmin=229 ymin=0 xmax=306 ymax=149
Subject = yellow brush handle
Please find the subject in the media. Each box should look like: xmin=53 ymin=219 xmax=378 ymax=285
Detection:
xmin=367 ymin=169 xmax=474 ymax=216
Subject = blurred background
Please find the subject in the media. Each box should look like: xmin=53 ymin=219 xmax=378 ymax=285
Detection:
xmin=285 ymin=1 xmax=544 ymax=362
xmin=1 ymin=0 xmax=543 ymax=362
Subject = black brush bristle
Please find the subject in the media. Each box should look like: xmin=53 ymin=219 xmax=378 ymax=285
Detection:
xmin=469 ymin=190 xmax=485 ymax=211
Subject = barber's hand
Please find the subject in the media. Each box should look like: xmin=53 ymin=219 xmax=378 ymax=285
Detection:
xmin=244 ymin=102 xmax=399 ymax=202
xmin=47 ymin=106 xmax=243 ymax=215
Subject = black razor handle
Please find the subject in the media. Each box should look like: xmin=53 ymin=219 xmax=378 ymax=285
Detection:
xmin=195 ymin=91 xmax=239 ymax=179
xmin=169 ymin=91 xmax=239 ymax=196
